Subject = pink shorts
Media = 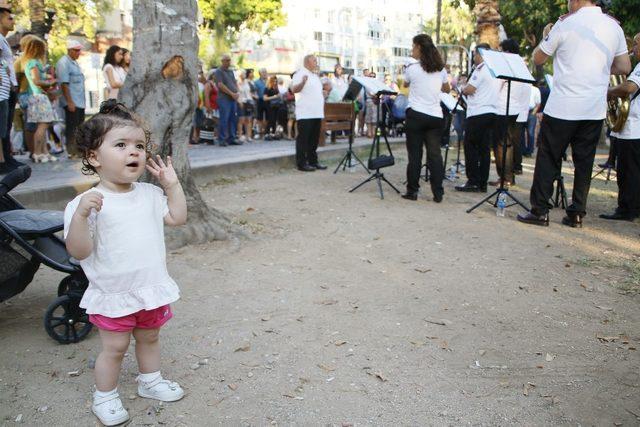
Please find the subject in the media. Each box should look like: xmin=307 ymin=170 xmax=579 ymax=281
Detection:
xmin=89 ymin=305 xmax=173 ymax=332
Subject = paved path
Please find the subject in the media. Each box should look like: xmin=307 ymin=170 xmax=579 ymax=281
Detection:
xmin=6 ymin=136 xmax=402 ymax=206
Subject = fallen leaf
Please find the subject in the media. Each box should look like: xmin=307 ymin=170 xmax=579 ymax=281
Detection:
xmin=545 ymin=353 xmax=555 ymax=362
xmin=424 ymin=318 xmax=451 ymax=326
xmin=410 ymin=340 xmax=425 ymax=347
xmin=261 ymin=316 xmax=271 ymax=322
xmin=414 ymin=268 xmax=432 ymax=274
xmin=317 ymin=363 xmax=336 ymax=372
xmin=317 ymin=299 xmax=338 ymax=306
xmin=595 ymin=305 xmax=613 ymax=311
xmin=228 ymin=383 xmax=238 ymax=391
xmin=282 ymin=393 xmax=304 ymax=400
xmin=334 ymin=340 xmax=347 ymax=346
xmin=596 ymin=334 xmax=619 ymax=343
xmin=234 ymin=344 xmax=251 ymax=352
xmin=246 ymin=207 xmax=255 ymax=212
xmin=364 ymin=369 xmax=387 ymax=382
xmin=536 ymin=365 xmax=544 ymax=369
xmin=439 ymin=340 xmax=450 ymax=351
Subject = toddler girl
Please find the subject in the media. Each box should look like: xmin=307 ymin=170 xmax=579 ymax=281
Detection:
xmin=64 ymin=100 xmax=187 ymax=426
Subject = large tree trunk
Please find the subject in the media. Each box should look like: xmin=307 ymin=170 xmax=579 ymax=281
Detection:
xmin=473 ymin=0 xmax=500 ymax=49
xmin=120 ymin=0 xmax=237 ymax=249
xmin=29 ymin=0 xmax=47 ymax=39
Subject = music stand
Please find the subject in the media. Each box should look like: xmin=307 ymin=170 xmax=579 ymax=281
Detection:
xmin=466 ymin=49 xmax=534 ymax=214
xmin=440 ymin=92 xmax=466 ymax=181
xmin=334 ymin=80 xmax=369 ymax=174
xmin=349 ymin=77 xmax=400 ymax=199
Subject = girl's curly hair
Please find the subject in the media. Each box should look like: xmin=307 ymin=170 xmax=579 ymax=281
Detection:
xmin=75 ymin=100 xmax=153 ymax=175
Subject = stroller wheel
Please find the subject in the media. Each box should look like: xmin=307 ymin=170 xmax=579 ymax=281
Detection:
xmin=44 ymin=295 xmax=92 ymax=344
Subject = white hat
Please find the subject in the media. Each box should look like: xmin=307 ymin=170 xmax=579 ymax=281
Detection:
xmin=67 ymin=39 xmax=83 ymax=50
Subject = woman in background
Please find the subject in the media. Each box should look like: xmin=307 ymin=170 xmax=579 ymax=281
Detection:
xmin=103 ymin=45 xmax=124 ymax=100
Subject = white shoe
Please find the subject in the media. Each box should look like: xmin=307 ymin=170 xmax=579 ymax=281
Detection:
xmin=137 ymin=374 xmax=184 ymax=402
xmin=92 ymin=391 xmax=129 ymax=426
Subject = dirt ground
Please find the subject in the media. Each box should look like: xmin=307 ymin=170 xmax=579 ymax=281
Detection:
xmin=1 ymin=151 xmax=640 ymax=426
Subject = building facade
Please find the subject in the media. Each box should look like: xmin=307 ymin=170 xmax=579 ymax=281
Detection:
xmin=234 ymin=0 xmax=437 ymax=77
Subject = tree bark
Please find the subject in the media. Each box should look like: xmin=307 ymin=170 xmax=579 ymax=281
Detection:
xmin=120 ymin=0 xmax=238 ymax=249
xmin=29 ymin=0 xmax=47 ymax=39
xmin=473 ymin=0 xmax=500 ymax=49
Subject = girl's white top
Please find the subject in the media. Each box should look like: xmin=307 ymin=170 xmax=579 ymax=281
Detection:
xmin=63 ymin=183 xmax=180 ymax=317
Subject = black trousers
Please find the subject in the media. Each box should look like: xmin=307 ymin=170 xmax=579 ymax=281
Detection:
xmin=513 ymin=121 xmax=525 ymax=171
xmin=493 ymin=115 xmax=519 ymax=183
xmin=613 ymin=137 xmax=640 ymax=216
xmin=530 ymin=114 xmax=603 ymax=216
xmin=64 ymin=106 xmax=85 ymax=156
xmin=1 ymin=89 xmax=16 ymax=161
xmin=296 ymin=118 xmax=321 ymax=167
xmin=464 ymin=113 xmax=496 ymax=187
xmin=405 ymin=108 xmax=444 ymax=196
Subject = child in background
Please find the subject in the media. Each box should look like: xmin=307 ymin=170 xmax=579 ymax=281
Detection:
xmin=63 ymin=100 xmax=187 ymax=426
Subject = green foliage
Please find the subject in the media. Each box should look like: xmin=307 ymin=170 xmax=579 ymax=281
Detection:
xmin=609 ymin=0 xmax=640 ymax=41
xmin=197 ymin=0 xmax=286 ymax=66
xmin=424 ymin=0 xmax=474 ymax=46
xmin=453 ymin=0 xmax=639 ymax=56
xmin=14 ymin=0 xmax=113 ymax=64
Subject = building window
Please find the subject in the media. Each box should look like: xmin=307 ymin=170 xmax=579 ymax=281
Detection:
xmin=314 ymin=32 xmax=323 ymax=42
xmin=392 ymin=47 xmax=411 ymax=57
xmin=325 ymin=33 xmax=334 ymax=45
xmin=327 ymin=10 xmax=334 ymax=24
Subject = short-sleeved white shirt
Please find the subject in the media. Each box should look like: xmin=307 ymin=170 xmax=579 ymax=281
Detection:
xmin=63 ymin=182 xmax=180 ymax=317
xmin=611 ymin=63 xmax=640 ymax=140
xmin=403 ymin=63 xmax=448 ymax=118
xmin=515 ymin=83 xmax=532 ymax=123
xmin=539 ymin=6 xmax=627 ymax=120
xmin=529 ymin=86 xmax=542 ymax=111
xmin=495 ymin=79 xmax=531 ymax=120
xmin=465 ymin=62 xmax=501 ymax=118
xmin=292 ymin=67 xmax=324 ymax=120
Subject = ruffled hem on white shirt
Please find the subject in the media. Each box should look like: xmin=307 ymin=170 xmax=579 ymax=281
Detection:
xmin=80 ymin=281 xmax=180 ymax=318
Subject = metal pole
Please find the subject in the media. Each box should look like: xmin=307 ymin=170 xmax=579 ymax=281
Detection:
xmin=436 ymin=0 xmax=442 ymax=44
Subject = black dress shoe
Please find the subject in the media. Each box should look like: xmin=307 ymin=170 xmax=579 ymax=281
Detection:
xmin=599 ymin=211 xmax=636 ymax=221
xmin=562 ymin=213 xmax=583 ymax=228
xmin=297 ymin=165 xmax=316 ymax=172
xmin=514 ymin=169 xmax=523 ymax=175
xmin=310 ymin=163 xmax=327 ymax=170
xmin=517 ymin=212 xmax=549 ymax=226
xmin=455 ymin=182 xmax=481 ymax=192
xmin=433 ymin=193 xmax=443 ymax=203
xmin=401 ymin=193 xmax=418 ymax=200
xmin=228 ymin=139 xmax=243 ymax=146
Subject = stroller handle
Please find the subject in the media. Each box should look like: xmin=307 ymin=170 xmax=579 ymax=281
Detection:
xmin=0 ymin=165 xmax=31 ymax=197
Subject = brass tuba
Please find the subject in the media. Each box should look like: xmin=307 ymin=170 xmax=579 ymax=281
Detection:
xmin=606 ymin=74 xmax=630 ymax=133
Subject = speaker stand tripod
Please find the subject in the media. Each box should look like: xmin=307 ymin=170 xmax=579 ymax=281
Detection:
xmin=350 ymin=93 xmax=400 ymax=199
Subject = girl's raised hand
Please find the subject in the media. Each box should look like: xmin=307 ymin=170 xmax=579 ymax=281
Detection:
xmin=146 ymin=155 xmax=179 ymax=189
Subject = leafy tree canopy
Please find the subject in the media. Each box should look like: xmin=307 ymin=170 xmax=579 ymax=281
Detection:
xmin=197 ymin=0 xmax=286 ymax=68
xmin=424 ymin=0 xmax=474 ymax=47
xmin=14 ymin=0 xmax=112 ymax=63
xmin=451 ymin=0 xmax=639 ymax=55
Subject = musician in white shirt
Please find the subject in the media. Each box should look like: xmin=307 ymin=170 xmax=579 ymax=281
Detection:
xmin=600 ymin=32 xmax=640 ymax=221
xmin=401 ymin=34 xmax=450 ymax=202
xmin=455 ymin=43 xmax=502 ymax=193
xmin=517 ymin=0 xmax=631 ymax=228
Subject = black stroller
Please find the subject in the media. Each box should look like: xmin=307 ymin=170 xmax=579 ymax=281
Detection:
xmin=0 ymin=165 xmax=91 ymax=344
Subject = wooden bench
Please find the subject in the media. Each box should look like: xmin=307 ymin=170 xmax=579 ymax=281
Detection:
xmin=320 ymin=102 xmax=355 ymax=146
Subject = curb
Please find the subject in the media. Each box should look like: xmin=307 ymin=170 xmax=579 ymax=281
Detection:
xmin=13 ymin=139 xmax=406 ymax=208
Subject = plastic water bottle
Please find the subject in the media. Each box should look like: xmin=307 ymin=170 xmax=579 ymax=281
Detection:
xmin=449 ymin=164 xmax=457 ymax=178
xmin=496 ymin=193 xmax=507 ymax=217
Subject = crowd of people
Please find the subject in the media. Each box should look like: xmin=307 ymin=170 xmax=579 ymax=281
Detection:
xmin=0 ymin=2 xmax=132 ymax=173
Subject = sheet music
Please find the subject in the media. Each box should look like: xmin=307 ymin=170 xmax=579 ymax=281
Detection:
xmin=440 ymin=92 xmax=464 ymax=112
xmin=479 ymin=49 xmax=535 ymax=83
xmin=353 ymin=76 xmax=397 ymax=95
